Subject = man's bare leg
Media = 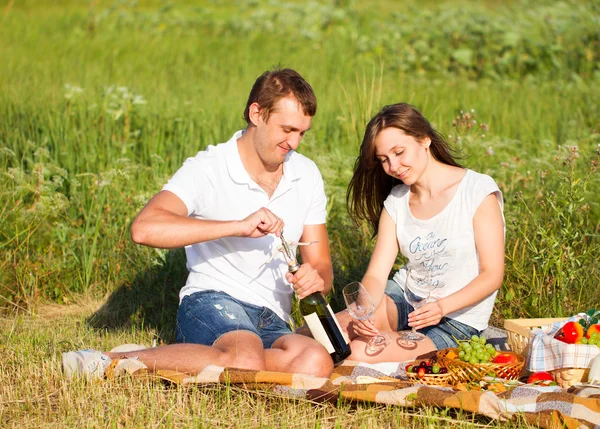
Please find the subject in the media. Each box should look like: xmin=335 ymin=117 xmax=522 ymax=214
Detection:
xmin=105 ymin=330 xmax=333 ymax=377
xmin=265 ymin=334 xmax=333 ymax=378
xmin=105 ymin=330 xmax=266 ymax=374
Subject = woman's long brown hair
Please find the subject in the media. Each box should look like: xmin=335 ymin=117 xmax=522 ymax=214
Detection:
xmin=347 ymin=103 xmax=462 ymax=233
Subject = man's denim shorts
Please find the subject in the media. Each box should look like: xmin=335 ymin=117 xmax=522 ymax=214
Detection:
xmin=175 ymin=290 xmax=293 ymax=349
xmin=385 ymin=280 xmax=480 ymax=350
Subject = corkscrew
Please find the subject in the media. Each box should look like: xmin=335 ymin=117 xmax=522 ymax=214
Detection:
xmin=279 ymin=231 xmax=301 ymax=273
xmin=258 ymin=230 xmax=318 ymax=272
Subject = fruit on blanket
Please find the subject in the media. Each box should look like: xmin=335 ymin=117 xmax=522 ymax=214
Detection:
xmin=445 ymin=350 xmax=458 ymax=360
xmin=586 ymin=324 xmax=600 ymax=339
xmin=492 ymin=352 xmax=519 ymax=364
xmin=527 ymin=371 xmax=554 ymax=384
xmin=582 ymin=331 xmax=600 ymax=347
xmin=457 ymin=336 xmax=497 ymax=364
xmin=554 ymin=321 xmax=584 ymax=344
xmin=407 ymin=359 xmax=448 ymax=376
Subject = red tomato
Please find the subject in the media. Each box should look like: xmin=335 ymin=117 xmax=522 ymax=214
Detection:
xmin=527 ymin=371 xmax=554 ymax=384
xmin=492 ymin=352 xmax=519 ymax=364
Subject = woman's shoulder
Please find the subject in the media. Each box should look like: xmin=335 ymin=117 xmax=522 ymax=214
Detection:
xmin=464 ymin=169 xmax=499 ymax=189
xmin=462 ymin=169 xmax=504 ymax=214
xmin=388 ymin=183 xmax=410 ymax=199
xmin=384 ymin=184 xmax=410 ymax=219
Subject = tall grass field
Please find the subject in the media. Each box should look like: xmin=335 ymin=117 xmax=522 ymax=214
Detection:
xmin=1 ymin=0 xmax=599 ymax=427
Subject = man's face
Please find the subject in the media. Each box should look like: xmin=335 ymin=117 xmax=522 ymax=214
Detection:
xmin=252 ymin=96 xmax=313 ymax=169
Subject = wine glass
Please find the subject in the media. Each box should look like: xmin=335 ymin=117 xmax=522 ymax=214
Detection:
xmin=399 ymin=267 xmax=435 ymax=342
xmin=343 ymin=282 xmax=391 ymax=353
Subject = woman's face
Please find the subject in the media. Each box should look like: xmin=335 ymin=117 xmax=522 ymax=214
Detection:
xmin=373 ymin=127 xmax=430 ymax=185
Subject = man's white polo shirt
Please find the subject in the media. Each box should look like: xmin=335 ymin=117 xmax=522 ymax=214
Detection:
xmin=162 ymin=130 xmax=327 ymax=323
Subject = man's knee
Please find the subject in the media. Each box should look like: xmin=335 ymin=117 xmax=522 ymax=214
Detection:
xmin=214 ymin=331 xmax=266 ymax=370
xmin=293 ymin=342 xmax=334 ymax=377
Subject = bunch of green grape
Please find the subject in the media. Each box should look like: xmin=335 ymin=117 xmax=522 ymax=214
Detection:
xmin=457 ymin=335 xmax=497 ymax=365
xmin=581 ymin=333 xmax=600 ymax=346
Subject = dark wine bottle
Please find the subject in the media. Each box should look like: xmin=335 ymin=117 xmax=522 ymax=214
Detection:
xmin=289 ymin=261 xmax=351 ymax=365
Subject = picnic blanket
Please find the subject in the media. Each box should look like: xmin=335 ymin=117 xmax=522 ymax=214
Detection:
xmin=115 ymin=359 xmax=600 ymax=428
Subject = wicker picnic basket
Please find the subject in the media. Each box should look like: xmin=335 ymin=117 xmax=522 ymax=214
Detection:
xmin=552 ymin=367 xmax=590 ymax=388
xmin=405 ymin=371 xmax=453 ymax=386
xmin=503 ymin=318 xmax=567 ymax=358
xmin=504 ymin=317 xmax=594 ymax=388
xmin=405 ymin=362 xmax=454 ymax=387
xmin=437 ymin=348 xmax=525 ymax=383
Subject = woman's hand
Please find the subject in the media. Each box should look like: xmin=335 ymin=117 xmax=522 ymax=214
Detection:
xmin=349 ymin=317 xmax=380 ymax=339
xmin=407 ymin=301 xmax=444 ymax=330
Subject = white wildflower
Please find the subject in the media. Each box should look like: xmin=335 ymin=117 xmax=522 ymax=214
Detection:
xmin=34 ymin=148 xmax=50 ymax=160
xmin=132 ymin=95 xmax=147 ymax=105
xmin=150 ymin=154 xmax=165 ymax=164
xmin=0 ymin=147 xmax=15 ymax=158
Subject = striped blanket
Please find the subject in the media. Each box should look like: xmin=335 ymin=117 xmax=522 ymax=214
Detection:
xmin=119 ymin=359 xmax=600 ymax=428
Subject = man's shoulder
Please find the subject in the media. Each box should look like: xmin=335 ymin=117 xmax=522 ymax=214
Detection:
xmin=189 ymin=139 xmax=234 ymax=165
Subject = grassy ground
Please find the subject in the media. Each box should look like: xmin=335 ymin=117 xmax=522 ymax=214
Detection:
xmin=0 ymin=301 xmax=538 ymax=428
xmin=1 ymin=0 xmax=599 ymax=426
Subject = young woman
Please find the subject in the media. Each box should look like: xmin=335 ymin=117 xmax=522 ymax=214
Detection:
xmin=344 ymin=103 xmax=505 ymax=363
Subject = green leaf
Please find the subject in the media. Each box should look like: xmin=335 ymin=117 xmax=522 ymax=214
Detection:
xmin=502 ymin=32 xmax=520 ymax=48
xmin=592 ymin=317 xmax=599 ymax=325
xmin=587 ymin=308 xmax=596 ymax=317
xmin=452 ymin=49 xmax=473 ymax=67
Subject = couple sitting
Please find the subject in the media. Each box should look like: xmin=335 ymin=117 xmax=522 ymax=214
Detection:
xmin=63 ymin=68 xmax=505 ymax=380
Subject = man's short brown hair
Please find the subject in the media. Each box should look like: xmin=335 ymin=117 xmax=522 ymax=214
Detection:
xmin=243 ymin=68 xmax=317 ymax=124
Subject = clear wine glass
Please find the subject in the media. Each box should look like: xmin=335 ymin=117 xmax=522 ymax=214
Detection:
xmin=343 ymin=281 xmax=391 ymax=353
xmin=399 ymin=267 xmax=435 ymax=342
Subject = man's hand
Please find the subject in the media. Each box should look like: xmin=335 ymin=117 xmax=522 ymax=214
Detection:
xmin=238 ymin=207 xmax=284 ymax=238
xmin=285 ymin=263 xmax=325 ymax=299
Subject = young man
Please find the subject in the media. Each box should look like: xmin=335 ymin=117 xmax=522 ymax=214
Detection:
xmin=63 ymin=68 xmax=334 ymax=378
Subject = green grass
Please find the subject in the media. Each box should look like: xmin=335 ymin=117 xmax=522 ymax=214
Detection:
xmin=0 ymin=302 xmax=538 ymax=428
xmin=0 ymin=0 xmax=599 ymax=426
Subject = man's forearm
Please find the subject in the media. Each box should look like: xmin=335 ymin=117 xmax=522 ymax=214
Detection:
xmin=131 ymin=212 xmax=243 ymax=249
